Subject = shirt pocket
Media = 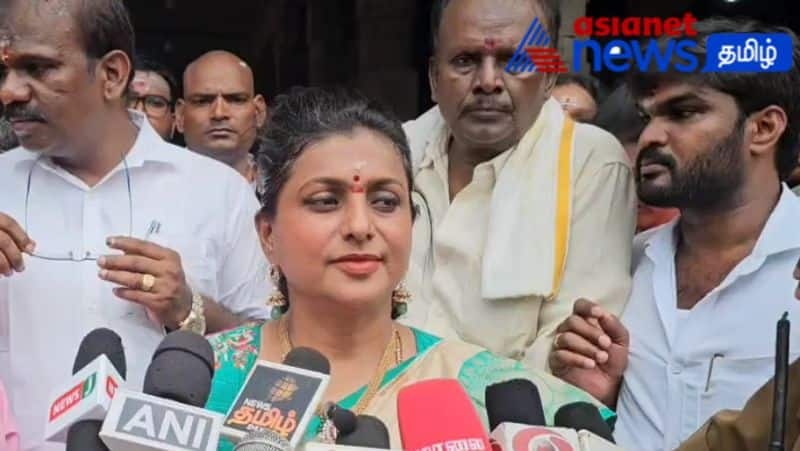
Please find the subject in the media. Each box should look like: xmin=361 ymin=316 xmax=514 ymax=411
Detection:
xmin=698 ymin=354 xmax=794 ymax=422
xmin=151 ymin=232 xmax=218 ymax=300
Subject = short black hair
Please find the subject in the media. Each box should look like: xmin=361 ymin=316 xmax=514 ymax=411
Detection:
xmin=74 ymin=0 xmax=135 ymax=80
xmin=430 ymin=0 xmax=561 ymax=52
xmin=556 ymin=73 xmax=602 ymax=104
xmin=133 ymin=54 xmax=179 ymax=103
xmin=593 ymin=84 xmax=644 ymax=146
xmin=628 ymin=17 xmax=800 ymax=182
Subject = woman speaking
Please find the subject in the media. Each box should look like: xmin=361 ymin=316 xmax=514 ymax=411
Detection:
xmin=204 ymin=87 xmax=612 ymax=449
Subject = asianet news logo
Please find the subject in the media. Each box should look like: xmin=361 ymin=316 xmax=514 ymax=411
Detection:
xmin=506 ymin=14 xmax=793 ymax=74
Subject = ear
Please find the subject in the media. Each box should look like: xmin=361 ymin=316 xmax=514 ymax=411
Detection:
xmin=254 ymin=94 xmax=268 ymax=128
xmin=428 ymin=57 xmax=439 ymax=103
xmin=255 ymin=210 xmax=277 ymax=263
xmin=174 ymin=99 xmax=186 ymax=133
xmin=97 ymin=50 xmax=132 ymax=101
xmin=748 ymin=105 xmax=788 ymax=158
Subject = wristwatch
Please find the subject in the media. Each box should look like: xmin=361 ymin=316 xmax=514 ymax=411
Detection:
xmin=178 ymin=290 xmax=207 ymax=335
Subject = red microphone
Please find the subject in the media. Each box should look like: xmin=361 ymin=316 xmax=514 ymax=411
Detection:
xmin=397 ymin=379 xmax=490 ymax=451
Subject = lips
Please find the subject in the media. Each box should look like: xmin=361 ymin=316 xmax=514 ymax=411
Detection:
xmin=331 ymin=254 xmax=383 ymax=276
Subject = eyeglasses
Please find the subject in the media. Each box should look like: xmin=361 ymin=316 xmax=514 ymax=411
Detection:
xmin=126 ymin=94 xmax=173 ymax=119
xmin=23 ymin=155 xmax=133 ymax=262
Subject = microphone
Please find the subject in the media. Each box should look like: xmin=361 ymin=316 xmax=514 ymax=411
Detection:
xmin=45 ymin=328 xmax=126 ymax=446
xmin=554 ymin=402 xmax=615 ymax=444
xmin=336 ymin=415 xmax=390 ymax=449
xmin=769 ymin=312 xmax=791 ymax=451
xmin=486 ymin=379 xmax=545 ymax=430
xmin=221 ymin=346 xmax=331 ymax=448
xmin=99 ymin=331 xmax=224 ymax=451
xmin=328 ymin=404 xmax=357 ymax=436
xmin=142 ymin=330 xmax=216 ymax=406
xmin=486 ymin=379 xmax=622 ymax=451
xmin=233 ymin=430 xmax=291 ymax=451
xmin=397 ymin=378 xmax=490 ymax=451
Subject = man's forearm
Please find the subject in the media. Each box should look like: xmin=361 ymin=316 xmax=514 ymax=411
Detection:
xmin=202 ymin=296 xmax=246 ymax=334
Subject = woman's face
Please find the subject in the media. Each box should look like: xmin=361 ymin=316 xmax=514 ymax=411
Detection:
xmin=259 ymin=127 xmax=413 ymax=313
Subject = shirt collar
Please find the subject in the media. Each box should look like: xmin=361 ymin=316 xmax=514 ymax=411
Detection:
xmin=418 ymin=101 xmax=551 ymax=178
xmin=13 ymin=109 xmax=176 ymax=172
xmin=643 ymin=184 xmax=800 ymax=262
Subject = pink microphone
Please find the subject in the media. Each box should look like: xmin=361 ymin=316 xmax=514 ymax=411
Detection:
xmin=397 ymin=379 xmax=491 ymax=451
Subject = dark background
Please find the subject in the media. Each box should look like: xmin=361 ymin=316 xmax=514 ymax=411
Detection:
xmin=125 ymin=0 xmax=800 ymax=121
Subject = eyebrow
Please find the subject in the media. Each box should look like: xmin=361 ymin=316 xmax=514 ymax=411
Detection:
xmin=300 ymin=176 xmax=406 ymax=191
xmin=640 ymin=93 xmax=708 ymax=115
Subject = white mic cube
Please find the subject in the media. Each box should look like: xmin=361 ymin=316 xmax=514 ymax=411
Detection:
xmin=100 ymin=389 xmax=223 ymax=451
xmin=44 ymin=354 xmax=124 ymax=442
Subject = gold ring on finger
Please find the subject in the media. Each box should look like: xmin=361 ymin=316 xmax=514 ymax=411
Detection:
xmin=141 ymin=274 xmax=156 ymax=292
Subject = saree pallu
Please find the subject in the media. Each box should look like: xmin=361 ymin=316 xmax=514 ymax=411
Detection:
xmin=205 ymin=322 xmax=614 ymax=450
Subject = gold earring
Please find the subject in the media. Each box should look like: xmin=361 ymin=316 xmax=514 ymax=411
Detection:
xmin=267 ymin=266 xmax=288 ymax=319
xmin=391 ymin=282 xmax=412 ymax=318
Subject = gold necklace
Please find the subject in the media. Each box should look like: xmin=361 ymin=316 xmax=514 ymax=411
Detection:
xmin=277 ymin=316 xmax=402 ymax=416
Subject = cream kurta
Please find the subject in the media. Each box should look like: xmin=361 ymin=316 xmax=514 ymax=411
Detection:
xmin=401 ymin=99 xmax=636 ymax=370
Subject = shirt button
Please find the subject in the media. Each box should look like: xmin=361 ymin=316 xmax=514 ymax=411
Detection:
xmin=670 ymin=363 xmax=682 ymax=375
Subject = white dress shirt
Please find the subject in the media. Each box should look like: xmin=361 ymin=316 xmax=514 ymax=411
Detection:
xmin=615 ymin=186 xmax=800 ymax=451
xmin=0 ymin=112 xmax=269 ymax=450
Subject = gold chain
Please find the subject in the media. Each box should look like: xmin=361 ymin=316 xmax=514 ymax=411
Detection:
xmin=277 ymin=316 xmax=402 ymax=416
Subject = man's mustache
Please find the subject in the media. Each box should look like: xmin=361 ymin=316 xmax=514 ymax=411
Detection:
xmin=636 ymin=147 xmax=676 ymax=171
xmin=2 ymin=104 xmax=46 ymax=123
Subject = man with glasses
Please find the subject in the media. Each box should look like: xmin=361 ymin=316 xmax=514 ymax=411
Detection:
xmin=127 ymin=56 xmax=178 ymax=141
xmin=0 ymin=1 xmax=269 ymax=449
xmin=176 ymin=50 xmax=267 ymax=184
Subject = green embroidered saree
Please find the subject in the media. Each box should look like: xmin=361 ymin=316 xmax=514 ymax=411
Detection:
xmin=205 ymin=322 xmax=614 ymax=450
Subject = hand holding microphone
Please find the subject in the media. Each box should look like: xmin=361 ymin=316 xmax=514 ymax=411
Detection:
xmin=549 ymin=299 xmax=629 ymax=407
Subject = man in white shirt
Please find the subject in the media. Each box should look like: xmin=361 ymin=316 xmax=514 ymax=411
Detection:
xmin=0 ymin=1 xmax=269 ymax=449
xmin=401 ymin=0 xmax=636 ymax=369
xmin=548 ymin=18 xmax=800 ymax=451
xmin=176 ymin=50 xmax=267 ymax=185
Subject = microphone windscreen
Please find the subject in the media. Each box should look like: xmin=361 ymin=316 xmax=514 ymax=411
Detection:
xmin=72 ymin=328 xmax=126 ymax=378
xmin=397 ymin=379 xmax=490 ymax=451
xmin=485 ymin=378 xmax=546 ymax=430
xmin=283 ymin=347 xmax=331 ymax=375
xmin=65 ymin=420 xmax=109 ymax=451
xmin=233 ymin=429 xmax=291 ymax=451
xmin=143 ymin=330 xmax=215 ymax=406
xmin=337 ymin=415 xmax=390 ymax=448
xmin=554 ymin=402 xmax=615 ymax=443
xmin=328 ymin=404 xmax=357 ymax=436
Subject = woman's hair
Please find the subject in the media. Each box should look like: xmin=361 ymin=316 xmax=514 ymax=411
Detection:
xmin=256 ymin=86 xmax=417 ymax=319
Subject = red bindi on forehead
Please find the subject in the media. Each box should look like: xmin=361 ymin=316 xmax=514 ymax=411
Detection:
xmin=351 ymin=174 xmax=365 ymax=193
xmin=484 ymin=37 xmax=497 ymax=50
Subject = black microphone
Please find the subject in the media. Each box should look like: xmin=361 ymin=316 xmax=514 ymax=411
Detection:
xmin=283 ymin=347 xmax=331 ymax=374
xmin=142 ymin=330 xmax=215 ymax=406
xmin=485 ymin=378 xmax=546 ymax=430
xmin=65 ymin=328 xmax=127 ymax=451
xmin=336 ymin=415 xmax=390 ymax=449
xmin=769 ymin=312 xmax=791 ymax=451
xmin=554 ymin=402 xmax=615 ymax=444
xmin=327 ymin=404 xmax=357 ymax=436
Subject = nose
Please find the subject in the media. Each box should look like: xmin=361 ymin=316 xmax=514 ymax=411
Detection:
xmin=211 ymin=95 xmax=229 ymax=120
xmin=341 ymin=198 xmax=374 ymax=243
xmin=0 ymin=70 xmax=32 ymax=107
xmin=637 ymin=118 xmax=670 ymax=155
xmin=473 ymin=57 xmax=504 ymax=94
